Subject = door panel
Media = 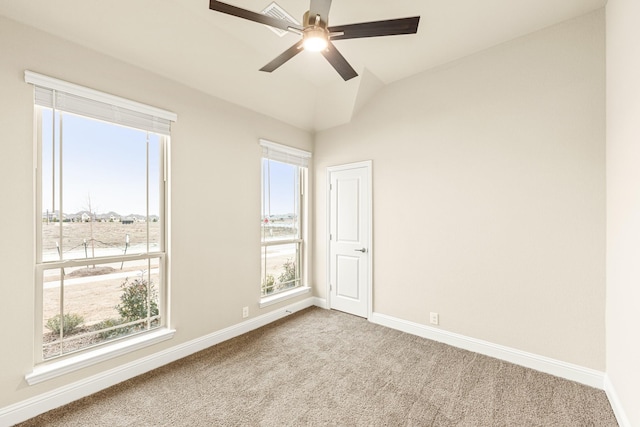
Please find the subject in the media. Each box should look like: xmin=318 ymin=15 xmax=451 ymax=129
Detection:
xmin=336 ymin=178 xmax=360 ymax=242
xmin=336 ymin=255 xmax=360 ymax=299
xmin=328 ymin=162 xmax=371 ymax=318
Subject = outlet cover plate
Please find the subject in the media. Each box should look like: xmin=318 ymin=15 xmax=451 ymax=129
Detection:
xmin=430 ymin=312 xmax=439 ymax=325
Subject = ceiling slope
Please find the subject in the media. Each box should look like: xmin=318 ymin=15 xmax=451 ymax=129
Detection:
xmin=0 ymin=0 xmax=606 ymax=131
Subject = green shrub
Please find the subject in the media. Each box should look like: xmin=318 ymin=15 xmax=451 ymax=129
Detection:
xmin=94 ymin=318 xmax=129 ymax=340
xmin=278 ymin=259 xmax=296 ymax=286
xmin=261 ymin=260 xmax=298 ymax=296
xmin=45 ymin=313 xmax=84 ymax=335
xmin=116 ymin=275 xmax=158 ymax=323
xmin=262 ymin=274 xmax=276 ymax=295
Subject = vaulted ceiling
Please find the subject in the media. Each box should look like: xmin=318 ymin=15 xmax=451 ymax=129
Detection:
xmin=0 ymin=0 xmax=607 ymax=131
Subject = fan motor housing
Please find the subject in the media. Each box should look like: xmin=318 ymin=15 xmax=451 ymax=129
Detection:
xmin=303 ymin=10 xmax=328 ymax=29
xmin=302 ymin=10 xmax=329 ymax=51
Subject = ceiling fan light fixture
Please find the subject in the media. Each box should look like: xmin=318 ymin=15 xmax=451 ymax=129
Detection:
xmin=209 ymin=0 xmax=420 ymax=81
xmin=302 ymin=27 xmax=328 ymax=52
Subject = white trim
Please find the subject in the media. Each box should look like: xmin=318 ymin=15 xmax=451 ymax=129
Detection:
xmin=24 ymin=71 xmax=177 ymax=122
xmin=259 ymin=139 xmax=311 ymax=159
xmin=604 ymin=374 xmax=632 ymax=427
xmin=259 ymin=286 xmax=310 ymax=308
xmin=369 ymin=312 xmax=605 ymax=389
xmin=26 ymin=328 xmax=176 ymax=386
xmin=325 ymin=168 xmax=331 ymax=312
xmin=326 ymin=161 xmax=373 ymax=319
xmin=311 ymin=297 xmax=328 ymax=309
xmin=1 ymin=298 xmax=317 ymax=426
xmin=4 ymin=299 xmax=614 ymax=427
xmin=365 ymin=162 xmax=373 ymax=319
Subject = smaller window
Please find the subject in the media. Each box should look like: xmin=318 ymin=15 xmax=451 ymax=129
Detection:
xmin=260 ymin=140 xmax=310 ymax=297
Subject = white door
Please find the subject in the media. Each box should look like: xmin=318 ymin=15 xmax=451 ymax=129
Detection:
xmin=328 ymin=161 xmax=371 ymax=318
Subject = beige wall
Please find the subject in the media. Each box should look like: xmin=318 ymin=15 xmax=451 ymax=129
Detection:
xmin=0 ymin=16 xmax=312 ymax=407
xmin=1 ymin=5 xmax=621 ymax=418
xmin=314 ymin=10 xmax=606 ymax=370
xmin=606 ymin=0 xmax=640 ymax=425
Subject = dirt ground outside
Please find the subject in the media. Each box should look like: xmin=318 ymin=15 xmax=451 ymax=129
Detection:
xmin=43 ymin=264 xmax=159 ymax=326
xmin=41 ymin=220 xmax=161 ymax=261
xmin=40 ymin=221 xmax=161 ymax=358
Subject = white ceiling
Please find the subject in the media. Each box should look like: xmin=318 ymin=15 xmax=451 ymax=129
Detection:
xmin=0 ymin=0 xmax=606 ymax=131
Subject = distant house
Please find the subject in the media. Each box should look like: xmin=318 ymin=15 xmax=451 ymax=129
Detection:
xmin=42 ymin=211 xmax=59 ymax=222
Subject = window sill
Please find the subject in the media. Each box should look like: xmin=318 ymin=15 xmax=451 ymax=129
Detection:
xmin=26 ymin=328 xmax=176 ymax=385
xmin=259 ymin=286 xmax=311 ymax=308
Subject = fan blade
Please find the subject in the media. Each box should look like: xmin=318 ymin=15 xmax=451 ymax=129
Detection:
xmin=308 ymin=0 xmax=332 ymax=25
xmin=209 ymin=0 xmax=303 ymax=33
xmin=321 ymin=42 xmax=358 ymax=81
xmin=329 ymin=16 xmax=420 ymax=40
xmin=260 ymin=41 xmax=305 ymax=73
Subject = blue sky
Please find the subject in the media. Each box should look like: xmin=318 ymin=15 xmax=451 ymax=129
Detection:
xmin=41 ymin=110 xmax=161 ymax=216
xmin=262 ymin=158 xmax=298 ymax=216
xmin=41 ymin=109 xmax=298 ymax=218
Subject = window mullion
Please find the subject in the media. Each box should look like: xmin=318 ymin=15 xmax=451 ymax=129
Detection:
xmin=261 ymin=239 xmax=303 ymax=247
xmin=50 ymin=100 xmax=55 ymax=245
xmin=146 ymin=258 xmax=151 ymax=330
xmin=34 ymin=108 xmax=45 ymax=364
xmin=146 ymin=132 xmax=150 ymax=253
xmin=57 ymin=112 xmax=63 ymax=261
xmin=57 ymin=111 xmax=64 ymax=357
xmin=298 ymin=167 xmax=304 ymax=284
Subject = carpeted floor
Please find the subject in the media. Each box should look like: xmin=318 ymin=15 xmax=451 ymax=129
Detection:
xmin=17 ymin=307 xmax=618 ymax=426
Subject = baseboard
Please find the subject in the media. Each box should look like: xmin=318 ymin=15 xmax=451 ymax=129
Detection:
xmin=369 ymin=312 xmax=605 ymax=390
xmin=0 ymin=297 xmax=317 ymax=427
xmin=604 ymin=374 xmax=632 ymax=427
xmin=1 ymin=301 xmax=609 ymax=427
xmin=311 ymin=296 xmax=328 ymax=309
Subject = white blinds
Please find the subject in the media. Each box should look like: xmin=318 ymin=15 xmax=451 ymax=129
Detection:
xmin=260 ymin=139 xmax=311 ymax=167
xmin=25 ymin=71 xmax=176 ymax=135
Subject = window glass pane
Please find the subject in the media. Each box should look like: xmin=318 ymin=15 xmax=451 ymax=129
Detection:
xmin=42 ymin=258 xmax=161 ymax=359
xmin=41 ymin=108 xmax=62 ymax=262
xmin=148 ymin=135 xmax=162 ymax=252
xmin=261 ymin=159 xmax=299 ymax=242
xmin=42 ymin=268 xmax=63 ymax=358
xmin=58 ymin=113 xmax=152 ymax=260
xmin=261 ymin=242 xmax=300 ymax=296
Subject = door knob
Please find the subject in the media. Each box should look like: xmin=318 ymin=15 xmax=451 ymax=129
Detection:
xmin=355 ymin=248 xmax=367 ymax=253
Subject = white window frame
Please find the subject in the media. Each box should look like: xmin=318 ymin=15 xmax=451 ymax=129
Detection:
xmin=25 ymin=71 xmax=176 ymax=383
xmin=259 ymin=139 xmax=311 ymax=306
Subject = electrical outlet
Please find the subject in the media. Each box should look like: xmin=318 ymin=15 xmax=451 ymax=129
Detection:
xmin=430 ymin=312 xmax=439 ymax=325
xmin=242 ymin=306 xmax=249 ymax=318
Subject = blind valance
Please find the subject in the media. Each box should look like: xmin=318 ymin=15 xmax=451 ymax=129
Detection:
xmin=25 ymin=71 xmax=176 ymax=135
xmin=260 ymin=139 xmax=311 ymax=167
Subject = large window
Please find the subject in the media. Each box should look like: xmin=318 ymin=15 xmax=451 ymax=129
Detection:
xmin=260 ymin=140 xmax=310 ymax=297
xmin=27 ymin=72 xmax=176 ymax=362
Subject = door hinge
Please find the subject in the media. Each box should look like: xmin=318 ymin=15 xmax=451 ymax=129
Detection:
xmin=330 ymin=283 xmax=333 ymax=291
xmin=329 ymin=234 xmax=332 ymax=241
xmin=330 ymin=184 xmax=333 ymax=190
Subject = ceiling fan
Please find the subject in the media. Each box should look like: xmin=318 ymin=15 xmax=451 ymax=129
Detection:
xmin=208 ymin=0 xmax=420 ymax=81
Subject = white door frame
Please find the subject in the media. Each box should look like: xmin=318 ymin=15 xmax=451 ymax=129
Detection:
xmin=326 ymin=160 xmax=373 ymax=319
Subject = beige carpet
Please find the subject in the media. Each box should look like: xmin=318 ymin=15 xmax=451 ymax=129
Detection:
xmin=17 ymin=307 xmax=617 ymax=426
